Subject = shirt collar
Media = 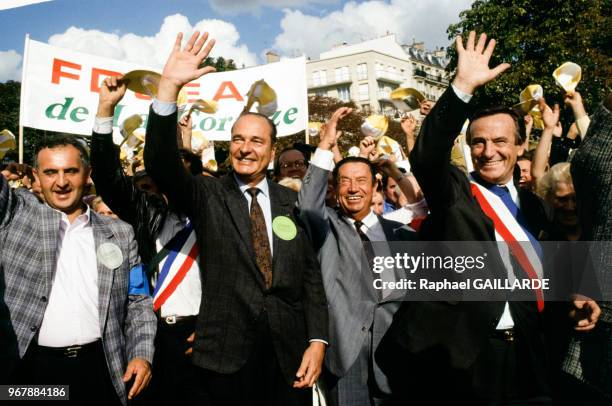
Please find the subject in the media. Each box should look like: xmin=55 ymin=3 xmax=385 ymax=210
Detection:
xmin=234 ymin=174 xmax=269 ymax=199
xmin=57 ymin=204 xmax=91 ymax=229
xmin=502 ymin=178 xmax=516 ymax=193
xmin=346 ymin=210 xmax=379 ymax=230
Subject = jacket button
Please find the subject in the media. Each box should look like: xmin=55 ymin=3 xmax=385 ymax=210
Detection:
xmin=30 ymin=326 xmax=37 ymax=332
xmin=362 ymin=326 xmax=367 ymax=332
xmin=41 ymin=296 xmax=47 ymax=302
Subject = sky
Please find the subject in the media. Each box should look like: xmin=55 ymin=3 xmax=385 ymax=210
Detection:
xmin=0 ymin=0 xmax=474 ymax=82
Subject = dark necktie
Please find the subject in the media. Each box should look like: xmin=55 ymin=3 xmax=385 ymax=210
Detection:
xmin=354 ymin=220 xmax=376 ymax=272
xmin=247 ymin=187 xmax=273 ymax=289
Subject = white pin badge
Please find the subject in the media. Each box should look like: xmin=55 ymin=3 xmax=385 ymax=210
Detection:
xmin=97 ymin=243 xmax=123 ymax=269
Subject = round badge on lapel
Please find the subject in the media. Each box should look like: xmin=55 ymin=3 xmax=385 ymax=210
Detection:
xmin=272 ymin=216 xmax=297 ymax=241
xmin=97 ymin=243 xmax=123 ymax=269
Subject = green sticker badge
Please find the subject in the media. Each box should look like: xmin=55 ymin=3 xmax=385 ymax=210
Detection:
xmin=272 ymin=216 xmax=297 ymax=241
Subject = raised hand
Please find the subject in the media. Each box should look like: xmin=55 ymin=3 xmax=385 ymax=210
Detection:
xmin=564 ymin=91 xmax=587 ymax=120
xmin=452 ymin=31 xmax=510 ymax=95
xmin=359 ymin=136 xmax=378 ymax=160
xmin=158 ymin=32 xmax=216 ymax=102
xmin=97 ymin=75 xmax=126 ymax=118
xmin=318 ymin=107 xmax=352 ymax=151
xmin=538 ymin=97 xmax=560 ymax=131
xmin=524 ymin=114 xmax=533 ymax=137
xmin=372 ymin=157 xmax=401 ymax=179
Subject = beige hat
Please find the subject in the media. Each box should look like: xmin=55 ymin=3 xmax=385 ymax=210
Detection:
xmin=244 ymin=79 xmax=278 ymax=116
xmin=189 ymin=99 xmax=218 ymax=115
xmin=119 ymin=115 xmax=145 ymax=148
xmin=518 ymin=84 xmax=544 ymax=113
xmin=361 ymin=115 xmax=388 ymax=140
xmin=308 ymin=122 xmax=322 ymax=138
xmin=376 ymin=135 xmax=405 ymax=161
xmin=553 ymin=62 xmax=581 ymax=93
xmin=347 ymin=146 xmax=360 ymax=157
xmin=122 ymin=70 xmax=161 ymax=97
xmin=529 ymin=106 xmax=545 ymax=130
xmin=390 ymin=87 xmax=425 ymax=112
xmin=0 ymin=129 xmax=16 ymax=160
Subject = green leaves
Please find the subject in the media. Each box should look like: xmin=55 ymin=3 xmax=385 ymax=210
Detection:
xmin=446 ymin=0 xmax=610 ymax=119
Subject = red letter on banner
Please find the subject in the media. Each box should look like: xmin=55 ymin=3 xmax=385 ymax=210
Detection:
xmin=184 ymin=82 xmax=200 ymax=103
xmin=91 ymin=68 xmax=122 ymax=93
xmin=51 ymin=58 xmax=81 ymax=84
xmin=212 ymin=81 xmax=244 ymax=102
xmin=134 ymin=93 xmax=152 ymax=100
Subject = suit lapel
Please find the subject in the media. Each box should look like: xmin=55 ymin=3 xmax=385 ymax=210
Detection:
xmin=91 ymin=213 xmax=117 ymax=334
xmin=40 ymin=207 xmax=62 ymax=294
xmin=378 ymin=215 xmax=398 ymax=241
xmin=221 ymin=174 xmax=255 ymax=257
xmin=269 ymin=181 xmax=294 ymax=274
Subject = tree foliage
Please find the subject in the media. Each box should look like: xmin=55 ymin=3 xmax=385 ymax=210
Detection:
xmin=447 ymin=0 xmax=611 ymax=114
xmin=0 ymin=81 xmax=48 ymax=165
xmin=273 ymin=95 xmax=407 ymax=156
xmin=203 ymin=56 xmax=237 ymax=72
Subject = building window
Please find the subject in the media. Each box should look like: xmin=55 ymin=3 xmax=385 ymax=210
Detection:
xmin=358 ymin=83 xmax=369 ymax=101
xmin=337 ymin=85 xmax=350 ymax=101
xmin=335 ymin=66 xmax=350 ymax=82
xmin=357 ymin=63 xmax=368 ymax=80
xmin=313 ymin=70 xmax=327 ymax=86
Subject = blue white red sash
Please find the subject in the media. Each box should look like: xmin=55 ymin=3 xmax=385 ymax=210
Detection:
xmin=469 ymin=178 xmax=545 ymax=311
xmin=152 ymin=223 xmax=199 ymax=311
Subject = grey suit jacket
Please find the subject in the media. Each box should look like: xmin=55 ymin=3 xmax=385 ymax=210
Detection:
xmin=0 ymin=176 xmax=156 ymax=405
xmin=297 ymin=163 xmax=418 ymax=391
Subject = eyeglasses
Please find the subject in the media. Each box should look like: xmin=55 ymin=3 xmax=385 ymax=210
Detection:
xmin=279 ymin=160 xmax=306 ymax=170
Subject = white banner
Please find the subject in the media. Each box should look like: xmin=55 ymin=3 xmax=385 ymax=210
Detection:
xmin=20 ymin=38 xmax=308 ymax=141
xmin=0 ymin=0 xmax=52 ymax=11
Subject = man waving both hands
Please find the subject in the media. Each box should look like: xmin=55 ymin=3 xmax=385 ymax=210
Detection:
xmin=144 ymin=32 xmax=328 ymax=405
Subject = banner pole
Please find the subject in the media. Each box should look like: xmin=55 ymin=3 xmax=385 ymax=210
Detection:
xmin=18 ymin=33 xmax=30 ymax=164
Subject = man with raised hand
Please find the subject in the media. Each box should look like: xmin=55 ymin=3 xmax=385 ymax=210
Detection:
xmin=1 ymin=136 xmax=155 ymax=405
xmin=144 ymin=31 xmax=328 ymax=405
xmin=297 ymin=107 xmax=417 ymax=405
xmin=378 ymin=31 xmax=567 ymax=404
xmin=91 ymin=75 xmax=205 ymax=404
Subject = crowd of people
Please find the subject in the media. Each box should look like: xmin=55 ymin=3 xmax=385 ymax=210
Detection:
xmin=1 ymin=29 xmax=611 ymax=406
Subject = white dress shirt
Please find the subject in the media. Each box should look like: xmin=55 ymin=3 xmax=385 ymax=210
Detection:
xmin=155 ymin=212 xmax=202 ymax=318
xmin=38 ymin=207 xmax=102 ymax=347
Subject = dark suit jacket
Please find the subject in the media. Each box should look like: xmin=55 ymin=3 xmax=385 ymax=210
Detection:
xmin=90 ymin=130 xmax=168 ymax=267
xmin=144 ymin=107 xmax=328 ymax=384
xmin=378 ymin=88 xmax=554 ymax=399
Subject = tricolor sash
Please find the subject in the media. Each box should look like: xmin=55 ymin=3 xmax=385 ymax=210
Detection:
xmin=151 ymin=222 xmax=200 ymax=311
xmin=469 ymin=177 xmax=544 ymax=311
